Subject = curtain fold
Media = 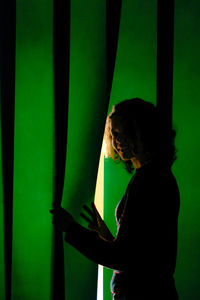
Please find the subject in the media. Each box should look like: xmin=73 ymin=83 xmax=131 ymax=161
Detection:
xmin=157 ymin=0 xmax=174 ymax=131
xmin=0 ymin=0 xmax=120 ymax=299
xmin=61 ymin=0 xmax=122 ymax=298
xmin=51 ymin=0 xmax=70 ymax=299
xmin=11 ymin=1 xmax=54 ymax=300
xmin=0 ymin=1 xmax=16 ymax=300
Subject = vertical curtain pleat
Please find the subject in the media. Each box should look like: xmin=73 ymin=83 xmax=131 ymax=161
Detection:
xmin=61 ymin=0 xmax=118 ymax=298
xmin=156 ymin=0 xmax=175 ymax=128
xmin=0 ymin=1 xmax=16 ymax=300
xmin=12 ymin=1 xmax=54 ymax=299
xmin=52 ymin=0 xmax=70 ymax=299
xmin=173 ymin=1 xmax=200 ymax=296
xmin=106 ymin=0 xmax=122 ymax=95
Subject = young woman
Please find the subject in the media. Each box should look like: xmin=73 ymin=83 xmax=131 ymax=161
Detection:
xmin=50 ymin=98 xmax=180 ymax=300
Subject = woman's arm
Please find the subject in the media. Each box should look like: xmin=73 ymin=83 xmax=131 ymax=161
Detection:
xmin=50 ymin=205 xmax=124 ymax=270
xmin=80 ymin=203 xmax=115 ymax=241
xmin=64 ymin=221 xmax=124 ymax=270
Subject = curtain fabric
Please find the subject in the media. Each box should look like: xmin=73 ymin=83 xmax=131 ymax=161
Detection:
xmin=0 ymin=0 xmax=121 ymax=300
xmin=1 ymin=1 xmax=200 ymax=300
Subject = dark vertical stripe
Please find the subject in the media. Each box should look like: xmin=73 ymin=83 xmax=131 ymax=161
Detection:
xmin=156 ymin=0 xmax=175 ymax=129
xmin=0 ymin=1 xmax=16 ymax=300
xmin=106 ymin=0 xmax=122 ymax=98
xmin=52 ymin=0 xmax=70 ymax=299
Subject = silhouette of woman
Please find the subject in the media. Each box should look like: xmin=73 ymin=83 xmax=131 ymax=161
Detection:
xmin=50 ymin=98 xmax=180 ymax=300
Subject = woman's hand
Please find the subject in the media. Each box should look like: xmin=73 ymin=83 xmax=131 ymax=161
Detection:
xmin=50 ymin=206 xmax=75 ymax=232
xmin=80 ymin=203 xmax=114 ymax=241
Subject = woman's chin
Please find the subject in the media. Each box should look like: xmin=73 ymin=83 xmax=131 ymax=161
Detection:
xmin=119 ymin=152 xmax=132 ymax=161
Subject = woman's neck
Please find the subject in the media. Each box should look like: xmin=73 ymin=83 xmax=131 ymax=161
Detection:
xmin=131 ymin=152 xmax=156 ymax=169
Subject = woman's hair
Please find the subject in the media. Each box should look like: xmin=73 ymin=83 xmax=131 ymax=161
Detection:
xmin=103 ymin=98 xmax=177 ymax=173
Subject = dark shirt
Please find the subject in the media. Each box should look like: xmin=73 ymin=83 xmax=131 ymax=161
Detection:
xmin=65 ymin=161 xmax=180 ymax=299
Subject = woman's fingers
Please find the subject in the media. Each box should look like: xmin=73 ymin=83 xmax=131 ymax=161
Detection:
xmin=50 ymin=206 xmax=68 ymax=215
xmin=91 ymin=203 xmax=103 ymax=226
xmin=50 ymin=207 xmax=74 ymax=222
xmin=80 ymin=212 xmax=95 ymax=225
xmin=88 ymin=224 xmax=98 ymax=231
xmin=50 ymin=206 xmax=63 ymax=215
xmin=50 ymin=207 xmax=74 ymax=232
xmin=81 ymin=204 xmax=97 ymax=225
xmin=83 ymin=204 xmax=96 ymax=220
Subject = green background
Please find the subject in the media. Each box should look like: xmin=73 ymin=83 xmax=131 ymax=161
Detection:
xmin=0 ymin=0 xmax=200 ymax=299
xmin=173 ymin=1 xmax=200 ymax=299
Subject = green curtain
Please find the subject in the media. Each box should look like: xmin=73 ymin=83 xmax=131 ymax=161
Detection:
xmin=12 ymin=1 xmax=54 ymax=299
xmin=62 ymin=1 xmax=107 ymax=299
xmin=173 ymin=1 xmax=200 ymax=299
xmin=1 ymin=1 xmax=200 ymax=300
xmin=1 ymin=0 xmax=120 ymax=299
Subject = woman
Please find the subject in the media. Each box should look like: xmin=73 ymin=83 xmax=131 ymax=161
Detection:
xmin=50 ymin=98 xmax=180 ymax=300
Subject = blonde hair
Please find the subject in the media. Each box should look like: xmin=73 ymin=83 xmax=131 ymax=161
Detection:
xmin=103 ymin=105 xmax=135 ymax=173
xmin=103 ymin=98 xmax=177 ymax=173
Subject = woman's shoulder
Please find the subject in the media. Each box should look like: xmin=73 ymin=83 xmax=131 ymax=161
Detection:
xmin=128 ymin=161 xmax=179 ymax=199
xmin=135 ymin=161 xmax=174 ymax=180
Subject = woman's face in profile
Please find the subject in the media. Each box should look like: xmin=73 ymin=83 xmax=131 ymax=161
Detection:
xmin=109 ymin=114 xmax=135 ymax=161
